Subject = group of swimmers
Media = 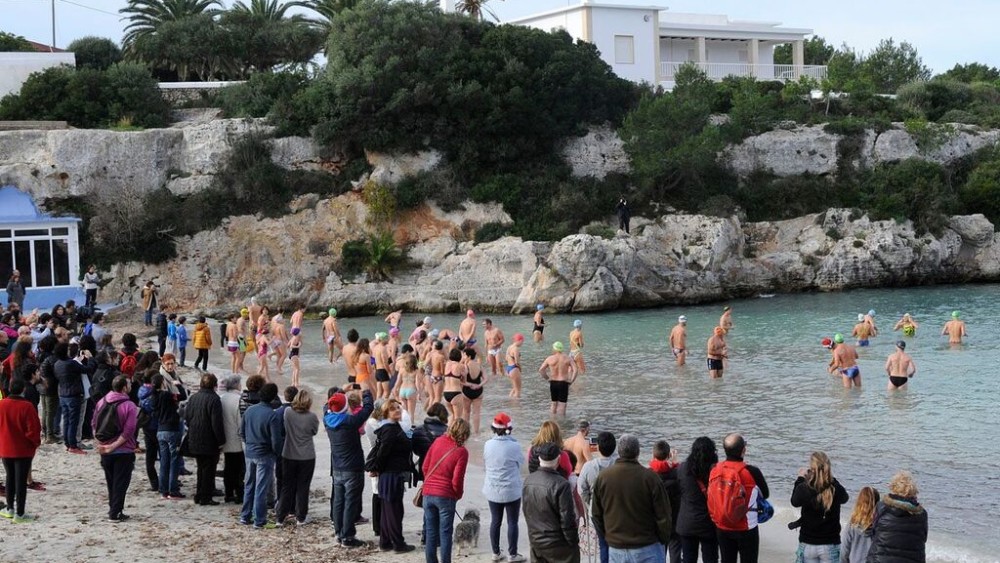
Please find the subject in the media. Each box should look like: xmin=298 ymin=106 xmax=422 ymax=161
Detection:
xmin=667 ymin=306 xmax=734 ymax=379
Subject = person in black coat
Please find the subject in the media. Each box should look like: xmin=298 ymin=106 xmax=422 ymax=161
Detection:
xmin=866 ymin=471 xmax=928 ymax=563
xmin=54 ymin=341 xmax=96 ymax=453
xmin=183 ymin=373 xmax=226 ymax=506
xmin=410 ymin=403 xmax=448 ymax=483
xmin=790 ymin=452 xmax=849 ymax=559
xmin=615 ymin=197 xmax=631 ymax=234
xmin=370 ymin=399 xmax=415 ymax=554
xmin=676 ymin=436 xmax=719 ymax=563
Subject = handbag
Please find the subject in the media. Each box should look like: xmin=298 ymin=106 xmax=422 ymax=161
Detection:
xmin=756 ymin=497 xmax=774 ymax=524
xmin=413 ymin=446 xmax=459 ymax=508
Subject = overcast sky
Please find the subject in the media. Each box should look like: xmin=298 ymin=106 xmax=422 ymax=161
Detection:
xmin=1 ymin=0 xmax=992 ymax=73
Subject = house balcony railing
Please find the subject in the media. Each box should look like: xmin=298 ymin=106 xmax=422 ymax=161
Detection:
xmin=660 ymin=62 xmax=828 ymax=82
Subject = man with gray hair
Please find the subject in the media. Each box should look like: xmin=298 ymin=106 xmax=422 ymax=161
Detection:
xmin=219 ymin=375 xmax=245 ymax=504
xmin=592 ymin=434 xmax=673 ymax=563
xmin=522 ymin=442 xmax=580 ymax=563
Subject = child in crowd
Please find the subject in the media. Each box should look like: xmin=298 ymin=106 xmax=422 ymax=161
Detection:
xmin=176 ymin=317 xmax=188 ymax=367
xmin=841 ymin=486 xmax=880 ymax=562
xmin=650 ymin=440 xmax=681 ymax=563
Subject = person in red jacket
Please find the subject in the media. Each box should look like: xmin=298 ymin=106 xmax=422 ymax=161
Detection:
xmin=0 ymin=378 xmax=42 ymax=522
xmin=421 ymin=418 xmax=471 ymax=563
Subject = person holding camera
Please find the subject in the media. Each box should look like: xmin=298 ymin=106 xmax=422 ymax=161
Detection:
xmin=615 ymin=197 xmax=631 ymax=234
xmin=141 ymin=281 xmax=158 ymax=327
xmin=789 ymin=451 xmax=849 ymax=563
xmin=55 ymin=340 xmax=96 ymax=454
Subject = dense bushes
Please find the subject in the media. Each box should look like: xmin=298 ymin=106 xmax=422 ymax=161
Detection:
xmin=0 ymin=63 xmax=169 ymax=128
xmin=67 ymin=37 xmax=123 ymax=71
xmin=216 ymin=71 xmax=310 ymax=119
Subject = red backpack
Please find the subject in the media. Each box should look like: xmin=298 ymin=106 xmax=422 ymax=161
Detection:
xmin=707 ymin=461 xmax=751 ymax=530
xmin=118 ymin=350 xmax=142 ymax=377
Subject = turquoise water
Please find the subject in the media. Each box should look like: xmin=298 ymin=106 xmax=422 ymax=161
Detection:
xmin=284 ymin=284 xmax=999 ymax=561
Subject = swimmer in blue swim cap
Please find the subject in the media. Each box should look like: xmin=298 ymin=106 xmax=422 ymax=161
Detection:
xmin=570 ymin=319 xmax=585 ymax=373
xmin=533 ymin=304 xmax=546 ymax=343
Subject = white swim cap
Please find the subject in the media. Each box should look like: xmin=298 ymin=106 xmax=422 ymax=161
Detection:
xmin=573 ymin=319 xmax=582 ymax=328
xmin=678 ymin=315 xmax=687 ymax=323
xmin=858 ymin=313 xmax=864 ymax=321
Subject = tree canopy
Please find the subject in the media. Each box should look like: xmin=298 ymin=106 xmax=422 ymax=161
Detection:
xmin=67 ymin=37 xmax=123 ymax=71
xmin=773 ymin=36 xmax=835 ymax=66
xmin=0 ymin=31 xmax=35 ymax=52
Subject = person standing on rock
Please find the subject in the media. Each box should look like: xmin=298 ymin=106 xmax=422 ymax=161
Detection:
xmin=942 ymin=310 xmax=967 ymax=345
xmin=532 ymin=305 xmax=546 ymax=343
xmin=505 ymin=334 xmax=525 ymax=399
xmin=484 ymin=319 xmax=505 ymax=378
xmin=706 ymin=327 xmax=727 ymax=379
xmin=141 ymin=281 xmax=158 ymax=327
xmin=323 ymin=308 xmax=342 ymax=363
xmin=885 ymin=341 xmax=916 ymax=391
xmin=83 ymin=265 xmax=100 ymax=310
xmin=569 ymin=320 xmax=585 ymax=374
xmin=539 ymin=342 xmax=577 ymax=417
xmin=669 ymin=316 xmax=688 ymax=367
xmin=615 ymin=197 xmax=631 ymax=235
xmin=828 ymin=334 xmax=861 ymax=389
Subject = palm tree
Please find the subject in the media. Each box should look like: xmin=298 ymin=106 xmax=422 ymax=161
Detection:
xmin=231 ymin=0 xmax=297 ymax=21
xmin=120 ymin=0 xmax=222 ymax=48
xmin=456 ymin=0 xmax=503 ymax=22
xmin=297 ymin=0 xmax=362 ymax=29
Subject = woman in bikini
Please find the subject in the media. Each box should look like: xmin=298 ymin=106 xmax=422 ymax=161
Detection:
xmin=256 ymin=306 xmax=271 ymax=381
xmin=288 ymin=327 xmax=302 ymax=387
xmin=270 ymin=314 xmax=288 ymax=377
xmin=354 ymin=338 xmax=373 ymax=388
xmin=442 ymin=348 xmax=467 ymax=421
xmin=427 ymin=340 xmax=446 ymax=410
xmin=461 ymin=347 xmax=487 ymax=434
xmin=392 ymin=352 xmax=420 ymax=419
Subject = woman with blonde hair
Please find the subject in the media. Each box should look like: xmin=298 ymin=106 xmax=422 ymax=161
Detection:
xmin=866 ymin=471 xmax=927 ymax=562
xmin=526 ymin=421 xmax=573 ymax=477
xmin=840 ymin=486 xmax=879 ymax=562
xmin=421 ymin=417 xmax=471 ymax=563
xmin=790 ymin=451 xmax=849 ymax=562
xmin=276 ymin=388 xmax=318 ymax=525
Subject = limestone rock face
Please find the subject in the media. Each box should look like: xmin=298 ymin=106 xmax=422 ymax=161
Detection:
xmin=366 ymin=150 xmax=442 ymax=186
xmin=561 ymin=126 xmax=631 ymax=179
xmin=724 ymin=126 xmax=841 ymax=178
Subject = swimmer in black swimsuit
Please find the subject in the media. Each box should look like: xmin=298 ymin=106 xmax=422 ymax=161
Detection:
xmin=885 ymin=340 xmax=915 ymax=391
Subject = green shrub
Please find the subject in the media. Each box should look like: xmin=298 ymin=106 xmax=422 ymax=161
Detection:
xmin=904 ymin=119 xmax=954 ymax=154
xmin=583 ymin=224 xmax=617 ymax=239
xmin=938 ymin=109 xmax=980 ymax=125
xmin=960 ymin=149 xmax=1000 ymax=226
xmin=340 ymin=239 xmax=369 ymax=275
xmin=217 ymin=71 xmax=310 ymax=119
xmin=474 ymin=222 xmax=510 ymax=244
xmin=67 ymin=36 xmax=123 ymax=71
xmin=862 ymin=159 xmax=958 ymax=235
xmin=339 ymin=233 xmax=405 ymax=281
xmin=826 ymin=228 xmax=842 ymax=240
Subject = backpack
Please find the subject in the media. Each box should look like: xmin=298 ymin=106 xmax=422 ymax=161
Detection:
xmin=95 ymin=399 xmax=128 ymax=443
xmin=707 ymin=462 xmax=751 ymax=530
xmin=91 ymin=366 xmax=115 ymax=401
xmin=138 ymin=391 xmax=157 ymax=432
xmin=118 ymin=351 xmax=141 ymax=377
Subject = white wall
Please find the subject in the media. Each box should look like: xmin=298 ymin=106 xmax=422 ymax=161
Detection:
xmin=0 ymin=52 xmax=76 ymax=98
xmin=589 ymin=6 xmax=658 ymax=84
xmin=517 ymin=10 xmax=585 ymax=39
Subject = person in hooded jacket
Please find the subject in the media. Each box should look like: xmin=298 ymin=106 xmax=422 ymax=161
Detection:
xmin=184 ymin=373 xmax=225 ymax=506
xmin=369 ymin=398 xmax=415 ymax=553
xmin=411 ymin=403 xmax=449 ymax=483
xmin=790 ymin=452 xmax=849 ymax=563
xmin=326 ymin=383 xmax=374 ymax=548
xmin=865 ymin=471 xmax=927 ymax=563
xmin=152 ymin=370 xmax=187 ymax=500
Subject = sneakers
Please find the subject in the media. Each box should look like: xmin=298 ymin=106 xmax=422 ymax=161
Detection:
xmin=355 ymin=515 xmax=369 ymax=524
xmin=340 ymin=538 xmax=365 ymax=548
xmin=238 ymin=518 xmax=252 ymax=526
xmin=262 ymin=521 xmax=282 ymax=529
xmin=27 ymin=481 xmax=46 ymax=492
xmin=79 ymin=443 xmax=94 ymax=451
xmin=13 ymin=514 xmax=35 ymax=524
xmin=394 ymin=544 xmax=416 ymax=554
xmin=295 ymin=516 xmax=312 ymax=526
xmin=508 ymin=554 xmax=527 ymax=563
xmin=492 ymin=553 xmax=506 ymax=562
xmin=107 ymin=513 xmax=130 ymax=523
xmin=0 ymin=508 xmax=13 ymax=519
xmin=166 ymin=493 xmax=186 ymax=500
xmin=67 ymin=447 xmax=86 ymax=455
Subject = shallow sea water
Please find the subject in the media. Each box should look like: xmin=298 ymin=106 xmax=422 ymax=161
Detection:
xmin=272 ymin=284 xmax=999 ymax=561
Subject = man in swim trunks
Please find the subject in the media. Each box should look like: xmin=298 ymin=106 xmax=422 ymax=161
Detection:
xmin=373 ymin=332 xmax=393 ymax=399
xmin=828 ymin=333 xmax=861 ymax=389
xmin=942 ymin=310 xmax=967 ymax=344
xmin=384 ymin=309 xmax=402 ymax=330
xmin=539 ymin=341 xmax=577 ymax=416
xmin=563 ymin=419 xmax=592 ymax=475
xmin=226 ymin=313 xmax=240 ymax=375
xmin=504 ymin=333 xmax=524 ymax=398
xmin=569 ymin=319 xmax=585 ymax=374
xmin=235 ymin=308 xmax=251 ymax=374
xmin=893 ymin=313 xmax=918 ymax=336
xmin=669 ymin=315 xmax=688 ymax=366
xmin=459 ymin=309 xmax=476 ymax=343
xmin=706 ymin=326 xmax=727 ymax=379
xmin=341 ymin=329 xmax=359 ymax=387
xmin=410 ymin=316 xmax=432 ymax=346
xmin=885 ymin=340 xmax=916 ymax=391
xmin=864 ymin=310 xmax=878 ymax=337
xmin=533 ymin=304 xmax=545 ymax=343
xmin=484 ymin=318 xmax=505 ymax=377
xmin=852 ymin=313 xmax=872 ymax=347
xmin=323 ymin=308 xmax=343 ymax=363
xmin=719 ymin=306 xmax=733 ymax=334
xmin=290 ymin=303 xmax=305 ymax=334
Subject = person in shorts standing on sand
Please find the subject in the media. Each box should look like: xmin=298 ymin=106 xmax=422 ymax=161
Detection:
xmin=504 ymin=334 xmax=524 ymax=399
xmin=941 ymin=310 xmax=967 ymax=344
xmin=708 ymin=433 xmax=769 ymax=563
xmin=94 ymin=376 xmax=139 ymax=522
xmin=885 ymin=341 xmax=916 ymax=391
xmin=385 ymin=310 xmax=403 ymax=330
xmin=323 ymin=308 xmax=342 ymax=363
xmin=0 ymin=378 xmax=41 ymax=523
xmin=706 ymin=327 xmax=727 ymax=379
xmin=569 ymin=320 xmax=586 ymax=374
xmin=373 ymin=332 xmax=393 ymax=399
xmin=522 ymin=442 xmax=580 ymax=563
xmin=828 ymin=334 xmax=860 ymax=389
xmin=484 ymin=319 xmax=505 ymax=378
xmin=226 ymin=313 xmax=240 ymax=375
xmin=563 ymin=420 xmax=591 ymax=475
xmin=533 ymin=305 xmax=546 ymax=343
xmin=539 ymin=342 xmax=577 ymax=417
xmin=669 ymin=316 xmax=688 ymax=366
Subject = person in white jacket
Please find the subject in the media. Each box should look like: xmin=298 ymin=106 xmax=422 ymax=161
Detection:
xmin=219 ymin=375 xmax=244 ymax=503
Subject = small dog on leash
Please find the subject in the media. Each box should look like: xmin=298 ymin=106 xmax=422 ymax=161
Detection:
xmin=453 ymin=509 xmax=481 ymax=556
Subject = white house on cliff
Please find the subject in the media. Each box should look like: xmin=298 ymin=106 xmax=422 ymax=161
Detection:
xmin=440 ymin=0 xmax=825 ymax=89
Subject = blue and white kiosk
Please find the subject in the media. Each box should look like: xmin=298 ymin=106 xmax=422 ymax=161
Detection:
xmin=0 ymin=186 xmax=84 ymax=309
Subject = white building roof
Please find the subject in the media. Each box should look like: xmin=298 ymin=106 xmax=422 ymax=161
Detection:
xmin=506 ymin=2 xmax=667 ymax=24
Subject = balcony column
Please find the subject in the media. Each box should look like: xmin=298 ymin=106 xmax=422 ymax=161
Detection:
xmin=696 ymin=36 xmax=707 ymax=74
xmin=748 ymin=38 xmax=760 ymax=78
xmin=792 ymin=39 xmax=805 ymax=79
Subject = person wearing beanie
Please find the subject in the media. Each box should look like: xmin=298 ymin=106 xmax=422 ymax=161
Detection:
xmin=325 ymin=382 xmax=374 ymax=547
xmin=484 ymin=412 xmax=526 ymax=562
xmin=522 ymin=442 xmax=579 ymax=562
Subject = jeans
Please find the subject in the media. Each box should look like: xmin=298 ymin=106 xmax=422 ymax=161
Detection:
xmin=489 ymin=499 xmax=521 ymax=557
xmin=179 ymin=346 xmax=187 ymax=367
xmin=277 ymin=457 xmax=315 ymax=522
xmin=241 ymin=455 xmax=276 ymax=526
xmin=680 ymin=535 xmax=718 ymax=563
xmin=609 ymin=543 xmax=667 ymax=563
xmin=717 ymin=528 xmax=758 ymax=563
xmin=795 ymin=543 xmax=840 ymax=563
xmin=42 ymin=395 xmax=59 ymax=439
xmin=599 ymin=533 xmax=610 ymax=563
xmin=332 ymin=470 xmax=365 ymax=540
xmin=59 ymin=396 xmax=82 ymax=449
xmin=145 ymin=309 xmax=153 ymax=326
xmin=424 ymin=495 xmax=457 ymax=563
xmin=101 ymin=453 xmax=135 ymax=519
xmin=156 ymin=430 xmax=183 ymax=495
xmin=2 ymin=457 xmax=32 ymax=516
